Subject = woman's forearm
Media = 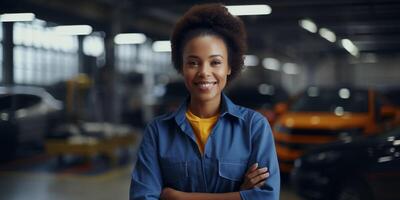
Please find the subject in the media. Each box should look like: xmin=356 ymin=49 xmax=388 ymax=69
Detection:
xmin=179 ymin=191 xmax=241 ymax=200
xmin=161 ymin=188 xmax=241 ymax=200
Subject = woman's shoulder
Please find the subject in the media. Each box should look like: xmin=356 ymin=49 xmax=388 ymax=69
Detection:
xmin=233 ymin=104 xmax=267 ymax=122
xmin=147 ymin=112 xmax=175 ymax=126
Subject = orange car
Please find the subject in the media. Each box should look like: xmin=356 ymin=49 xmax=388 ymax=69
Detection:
xmin=273 ymin=87 xmax=397 ymax=173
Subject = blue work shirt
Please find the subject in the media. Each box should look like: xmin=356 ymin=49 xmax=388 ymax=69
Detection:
xmin=130 ymin=94 xmax=280 ymax=200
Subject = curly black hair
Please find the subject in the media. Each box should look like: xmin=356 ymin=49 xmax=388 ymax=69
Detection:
xmin=171 ymin=3 xmax=247 ymax=81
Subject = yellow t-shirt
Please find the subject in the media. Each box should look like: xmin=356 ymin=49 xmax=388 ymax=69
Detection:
xmin=185 ymin=110 xmax=219 ymax=154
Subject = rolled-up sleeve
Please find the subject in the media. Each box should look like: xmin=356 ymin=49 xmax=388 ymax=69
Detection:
xmin=130 ymin=123 xmax=162 ymax=200
xmin=240 ymin=113 xmax=280 ymax=200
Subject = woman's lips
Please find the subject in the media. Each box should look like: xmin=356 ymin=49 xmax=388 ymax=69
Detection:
xmin=195 ymin=81 xmax=217 ymax=90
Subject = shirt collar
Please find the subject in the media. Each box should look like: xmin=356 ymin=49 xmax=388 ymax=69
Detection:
xmin=164 ymin=93 xmax=244 ymax=125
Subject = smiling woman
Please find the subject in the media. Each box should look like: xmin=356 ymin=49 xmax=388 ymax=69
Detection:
xmin=130 ymin=3 xmax=280 ymax=200
xmin=182 ymin=35 xmax=230 ymax=117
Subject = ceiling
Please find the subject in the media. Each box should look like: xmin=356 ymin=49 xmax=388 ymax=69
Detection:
xmin=2 ymin=0 xmax=400 ymax=61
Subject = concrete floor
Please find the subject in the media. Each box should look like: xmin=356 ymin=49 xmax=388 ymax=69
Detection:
xmin=0 ymin=164 xmax=301 ymax=200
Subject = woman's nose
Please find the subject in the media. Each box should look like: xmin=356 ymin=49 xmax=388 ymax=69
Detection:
xmin=197 ymin=64 xmax=211 ymax=77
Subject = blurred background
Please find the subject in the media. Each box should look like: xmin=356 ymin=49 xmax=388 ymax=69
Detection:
xmin=0 ymin=0 xmax=399 ymax=200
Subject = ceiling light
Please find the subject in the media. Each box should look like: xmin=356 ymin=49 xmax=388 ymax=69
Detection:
xmin=299 ymin=19 xmax=317 ymax=33
xmin=282 ymin=63 xmax=299 ymax=75
xmin=319 ymin=28 xmax=336 ymax=43
xmin=53 ymin=25 xmax=93 ymax=35
xmin=226 ymin=5 xmax=272 ymax=16
xmin=114 ymin=33 xmax=147 ymax=44
xmin=152 ymin=40 xmax=171 ymax=52
xmin=338 ymin=88 xmax=350 ymax=99
xmin=341 ymin=39 xmax=359 ymax=57
xmin=244 ymin=55 xmax=259 ymax=66
xmin=0 ymin=13 xmax=35 ymax=22
xmin=262 ymin=58 xmax=280 ymax=71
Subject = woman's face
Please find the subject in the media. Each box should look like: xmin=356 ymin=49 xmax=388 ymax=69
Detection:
xmin=182 ymin=35 xmax=231 ymax=104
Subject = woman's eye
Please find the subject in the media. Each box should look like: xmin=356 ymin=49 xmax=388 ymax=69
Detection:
xmin=188 ymin=61 xmax=198 ymax=66
xmin=211 ymin=60 xmax=222 ymax=65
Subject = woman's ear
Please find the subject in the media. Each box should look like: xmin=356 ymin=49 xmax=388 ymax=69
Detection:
xmin=228 ymin=67 xmax=231 ymax=75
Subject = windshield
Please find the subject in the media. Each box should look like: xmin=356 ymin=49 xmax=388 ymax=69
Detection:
xmin=290 ymin=88 xmax=369 ymax=113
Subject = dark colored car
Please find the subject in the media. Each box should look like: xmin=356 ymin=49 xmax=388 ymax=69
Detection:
xmin=291 ymin=127 xmax=400 ymax=200
xmin=0 ymin=86 xmax=63 ymax=161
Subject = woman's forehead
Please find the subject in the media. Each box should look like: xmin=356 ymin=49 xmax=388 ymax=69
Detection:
xmin=183 ymin=35 xmax=228 ymax=58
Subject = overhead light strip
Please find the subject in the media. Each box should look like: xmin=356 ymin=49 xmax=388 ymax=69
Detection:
xmin=299 ymin=19 xmax=317 ymax=33
xmin=152 ymin=40 xmax=171 ymax=52
xmin=114 ymin=33 xmax=147 ymax=44
xmin=53 ymin=25 xmax=93 ymax=35
xmin=0 ymin=13 xmax=35 ymax=22
xmin=226 ymin=5 xmax=272 ymax=16
xmin=341 ymin=39 xmax=359 ymax=57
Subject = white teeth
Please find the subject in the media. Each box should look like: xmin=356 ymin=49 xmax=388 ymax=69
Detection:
xmin=197 ymin=82 xmax=215 ymax=89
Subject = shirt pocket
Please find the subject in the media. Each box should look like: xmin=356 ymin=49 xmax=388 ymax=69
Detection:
xmin=218 ymin=160 xmax=247 ymax=182
xmin=160 ymin=157 xmax=192 ymax=190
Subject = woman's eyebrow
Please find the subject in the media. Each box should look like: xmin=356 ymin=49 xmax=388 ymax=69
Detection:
xmin=186 ymin=55 xmax=200 ymax=59
xmin=209 ymin=55 xmax=224 ymax=58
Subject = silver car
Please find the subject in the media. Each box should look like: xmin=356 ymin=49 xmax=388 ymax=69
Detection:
xmin=0 ymin=86 xmax=63 ymax=161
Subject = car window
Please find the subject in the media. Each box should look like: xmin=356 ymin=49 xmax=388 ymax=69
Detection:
xmin=0 ymin=94 xmax=41 ymax=111
xmin=15 ymin=94 xmax=41 ymax=108
xmin=0 ymin=95 xmax=12 ymax=111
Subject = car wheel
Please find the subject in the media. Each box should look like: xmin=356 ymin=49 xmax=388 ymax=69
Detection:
xmin=336 ymin=179 xmax=372 ymax=200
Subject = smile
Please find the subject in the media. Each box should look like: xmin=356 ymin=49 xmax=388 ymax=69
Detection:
xmin=195 ymin=81 xmax=217 ymax=90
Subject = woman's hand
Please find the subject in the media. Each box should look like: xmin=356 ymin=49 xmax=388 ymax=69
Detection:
xmin=240 ymin=163 xmax=269 ymax=190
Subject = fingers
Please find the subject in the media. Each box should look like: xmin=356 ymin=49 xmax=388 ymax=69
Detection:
xmin=247 ymin=167 xmax=268 ymax=179
xmin=241 ymin=164 xmax=270 ymax=190
xmin=250 ymin=171 xmax=269 ymax=185
xmin=245 ymin=163 xmax=259 ymax=174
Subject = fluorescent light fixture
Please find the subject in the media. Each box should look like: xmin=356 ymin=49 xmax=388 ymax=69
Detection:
xmin=114 ymin=33 xmax=147 ymax=44
xmin=53 ymin=25 xmax=93 ymax=35
xmin=262 ymin=58 xmax=280 ymax=71
xmin=282 ymin=63 xmax=299 ymax=75
xmin=152 ymin=40 xmax=171 ymax=52
xmin=338 ymin=88 xmax=350 ymax=99
xmin=226 ymin=5 xmax=271 ymax=16
xmin=299 ymin=19 xmax=317 ymax=33
xmin=244 ymin=55 xmax=259 ymax=66
xmin=0 ymin=13 xmax=35 ymax=22
xmin=319 ymin=28 xmax=336 ymax=43
xmin=341 ymin=39 xmax=359 ymax=57
xmin=83 ymin=35 xmax=105 ymax=57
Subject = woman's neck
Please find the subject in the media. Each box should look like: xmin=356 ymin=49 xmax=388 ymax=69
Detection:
xmin=189 ymin=96 xmax=221 ymax=118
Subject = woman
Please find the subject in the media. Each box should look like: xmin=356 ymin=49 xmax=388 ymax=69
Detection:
xmin=130 ymin=3 xmax=280 ymax=200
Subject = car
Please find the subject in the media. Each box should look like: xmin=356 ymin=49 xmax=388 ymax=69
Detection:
xmin=273 ymin=87 xmax=397 ymax=173
xmin=291 ymin=127 xmax=400 ymax=200
xmin=0 ymin=86 xmax=63 ymax=161
xmin=226 ymin=84 xmax=289 ymax=125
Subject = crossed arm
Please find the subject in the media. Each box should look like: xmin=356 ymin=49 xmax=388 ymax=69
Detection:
xmin=160 ymin=163 xmax=269 ymax=200
xmin=130 ymin=116 xmax=280 ymax=200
